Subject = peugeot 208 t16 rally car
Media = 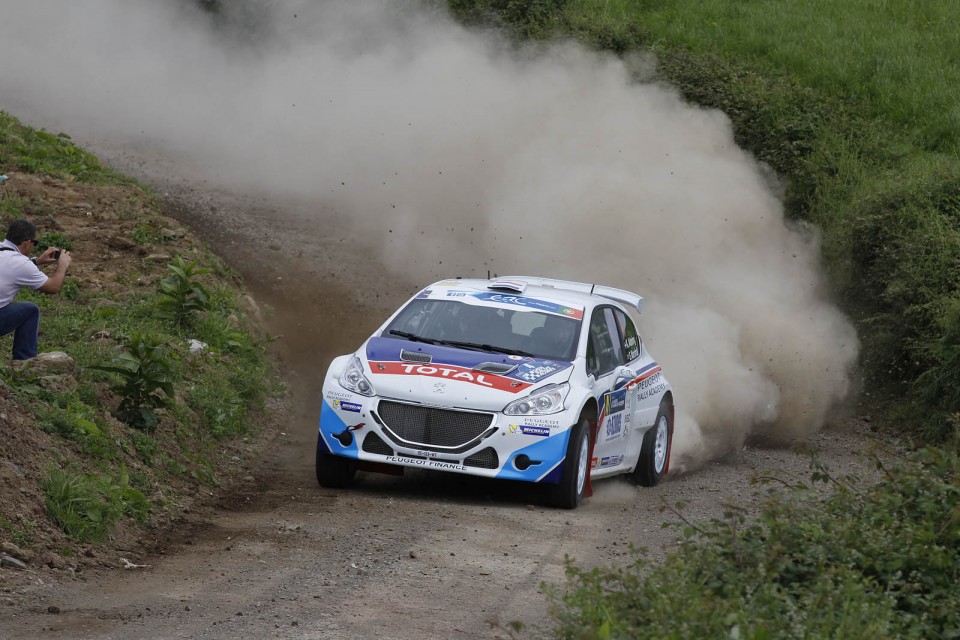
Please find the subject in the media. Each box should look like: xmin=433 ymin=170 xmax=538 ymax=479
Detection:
xmin=316 ymin=276 xmax=674 ymax=508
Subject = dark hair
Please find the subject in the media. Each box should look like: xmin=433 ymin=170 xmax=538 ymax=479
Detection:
xmin=5 ymin=219 xmax=37 ymax=245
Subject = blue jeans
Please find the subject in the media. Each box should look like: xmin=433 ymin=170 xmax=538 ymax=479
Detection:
xmin=0 ymin=302 xmax=40 ymax=360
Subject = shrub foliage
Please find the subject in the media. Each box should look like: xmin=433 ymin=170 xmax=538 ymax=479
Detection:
xmin=550 ymin=437 xmax=960 ymax=639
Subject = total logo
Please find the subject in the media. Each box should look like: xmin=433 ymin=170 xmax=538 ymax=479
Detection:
xmin=369 ymin=361 xmax=532 ymax=393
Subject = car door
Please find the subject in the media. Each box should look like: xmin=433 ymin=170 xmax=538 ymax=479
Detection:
xmin=587 ymin=307 xmax=631 ymax=473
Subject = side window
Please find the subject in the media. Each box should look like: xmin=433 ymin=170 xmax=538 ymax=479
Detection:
xmin=587 ymin=308 xmax=626 ymax=376
xmin=615 ymin=309 xmax=641 ymax=362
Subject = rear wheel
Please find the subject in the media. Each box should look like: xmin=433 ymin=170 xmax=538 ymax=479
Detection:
xmin=635 ymin=401 xmax=671 ymax=487
xmin=547 ymin=416 xmax=591 ymax=509
xmin=315 ymin=438 xmax=357 ymax=488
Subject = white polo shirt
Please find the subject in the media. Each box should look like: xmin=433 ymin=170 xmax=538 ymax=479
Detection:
xmin=0 ymin=239 xmax=48 ymax=308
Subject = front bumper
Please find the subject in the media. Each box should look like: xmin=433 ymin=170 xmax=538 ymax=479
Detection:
xmin=318 ymin=395 xmax=574 ymax=484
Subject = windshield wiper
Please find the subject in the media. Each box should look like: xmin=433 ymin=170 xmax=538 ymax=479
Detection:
xmin=440 ymin=340 xmax=534 ymax=358
xmin=388 ymin=330 xmax=439 ymax=345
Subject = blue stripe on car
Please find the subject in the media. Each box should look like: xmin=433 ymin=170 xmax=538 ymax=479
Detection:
xmin=495 ymin=429 xmax=571 ymax=483
xmin=318 ymin=400 xmax=359 ymax=458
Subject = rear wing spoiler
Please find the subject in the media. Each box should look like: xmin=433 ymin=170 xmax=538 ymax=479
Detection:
xmin=491 ymin=276 xmax=644 ymax=313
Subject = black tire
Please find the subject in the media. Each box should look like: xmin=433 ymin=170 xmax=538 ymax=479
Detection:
xmin=635 ymin=401 xmax=672 ymax=487
xmin=315 ymin=439 xmax=357 ymax=489
xmin=546 ymin=416 xmax=591 ymax=509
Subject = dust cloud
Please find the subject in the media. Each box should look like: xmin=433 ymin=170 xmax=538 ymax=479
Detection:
xmin=0 ymin=1 xmax=858 ymax=466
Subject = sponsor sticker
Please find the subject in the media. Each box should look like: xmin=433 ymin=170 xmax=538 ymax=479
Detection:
xmin=604 ymin=389 xmax=627 ymax=415
xmin=605 ymin=413 xmax=623 ymax=440
xmin=600 ymin=455 xmax=624 ymax=468
xmin=369 ymin=361 xmax=532 ymax=393
xmin=507 ymin=424 xmax=550 ymax=437
xmin=470 ymin=292 xmax=584 ymax=320
xmin=524 ymin=417 xmax=561 ymax=427
xmin=515 ymin=362 xmax=562 ymax=382
xmin=336 ymin=400 xmax=362 ymax=413
xmin=520 ymin=425 xmax=550 ymax=437
xmin=384 ymin=456 xmax=465 ymax=471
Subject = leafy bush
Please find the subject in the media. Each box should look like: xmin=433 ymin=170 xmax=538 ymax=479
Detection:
xmin=156 ymin=255 xmax=211 ymax=326
xmin=132 ymin=221 xmax=173 ymax=245
xmin=92 ymin=333 xmax=175 ymax=431
xmin=550 ymin=438 xmax=960 ymax=639
xmin=36 ymin=231 xmax=74 ymax=252
xmin=448 ymin=0 xmax=569 ymax=38
xmin=42 ymin=466 xmax=150 ymax=543
xmin=36 ymin=401 xmax=118 ymax=459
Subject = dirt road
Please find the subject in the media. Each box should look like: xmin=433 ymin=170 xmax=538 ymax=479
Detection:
xmin=0 ymin=172 xmax=876 ymax=639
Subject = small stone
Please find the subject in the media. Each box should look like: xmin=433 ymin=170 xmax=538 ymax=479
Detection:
xmin=47 ymin=605 xmax=60 ymax=614
xmin=1 ymin=556 xmax=28 ymax=571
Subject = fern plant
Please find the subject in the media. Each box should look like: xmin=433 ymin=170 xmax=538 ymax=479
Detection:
xmin=156 ymin=256 xmax=211 ymax=326
xmin=92 ymin=333 xmax=174 ymax=431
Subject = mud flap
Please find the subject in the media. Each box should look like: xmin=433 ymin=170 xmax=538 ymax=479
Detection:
xmin=663 ymin=403 xmax=675 ymax=476
xmin=584 ymin=418 xmax=597 ymax=498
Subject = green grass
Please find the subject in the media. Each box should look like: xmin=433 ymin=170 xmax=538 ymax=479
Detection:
xmin=42 ymin=467 xmax=150 ymax=544
xmin=567 ymin=0 xmax=960 ymax=153
xmin=0 ymin=111 xmax=126 ymax=184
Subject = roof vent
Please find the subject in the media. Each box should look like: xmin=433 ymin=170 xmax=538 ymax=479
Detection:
xmin=487 ymin=279 xmax=527 ymax=293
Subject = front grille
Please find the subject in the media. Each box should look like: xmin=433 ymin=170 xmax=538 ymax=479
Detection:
xmin=376 ymin=401 xmax=494 ymax=449
xmin=464 ymin=448 xmax=499 ymax=469
xmin=362 ymin=431 xmax=394 ymax=456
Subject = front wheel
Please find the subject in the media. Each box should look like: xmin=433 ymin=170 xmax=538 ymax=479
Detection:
xmin=546 ymin=416 xmax=591 ymax=509
xmin=635 ymin=401 xmax=671 ymax=487
xmin=315 ymin=438 xmax=357 ymax=488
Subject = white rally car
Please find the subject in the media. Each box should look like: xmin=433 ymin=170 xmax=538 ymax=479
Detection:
xmin=316 ymin=276 xmax=674 ymax=508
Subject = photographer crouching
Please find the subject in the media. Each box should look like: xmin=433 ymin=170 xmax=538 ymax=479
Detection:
xmin=0 ymin=218 xmax=72 ymax=363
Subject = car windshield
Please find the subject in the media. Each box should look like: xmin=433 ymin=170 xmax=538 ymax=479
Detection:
xmin=384 ymin=299 xmax=580 ymax=361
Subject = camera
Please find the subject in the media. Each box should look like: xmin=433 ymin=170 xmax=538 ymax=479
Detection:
xmin=53 ymin=250 xmax=61 ymax=259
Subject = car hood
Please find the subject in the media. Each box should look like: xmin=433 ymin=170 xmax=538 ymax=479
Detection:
xmin=362 ymin=336 xmax=574 ymax=411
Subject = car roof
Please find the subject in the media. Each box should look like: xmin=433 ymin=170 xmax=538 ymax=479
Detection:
xmin=426 ymin=277 xmax=644 ymax=314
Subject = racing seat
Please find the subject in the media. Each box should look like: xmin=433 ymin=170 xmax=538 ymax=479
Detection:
xmin=529 ymin=316 xmax=576 ymax=359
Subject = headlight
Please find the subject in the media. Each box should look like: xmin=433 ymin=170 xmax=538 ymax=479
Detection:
xmin=339 ymin=357 xmax=375 ymax=396
xmin=503 ymin=383 xmax=569 ymax=416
